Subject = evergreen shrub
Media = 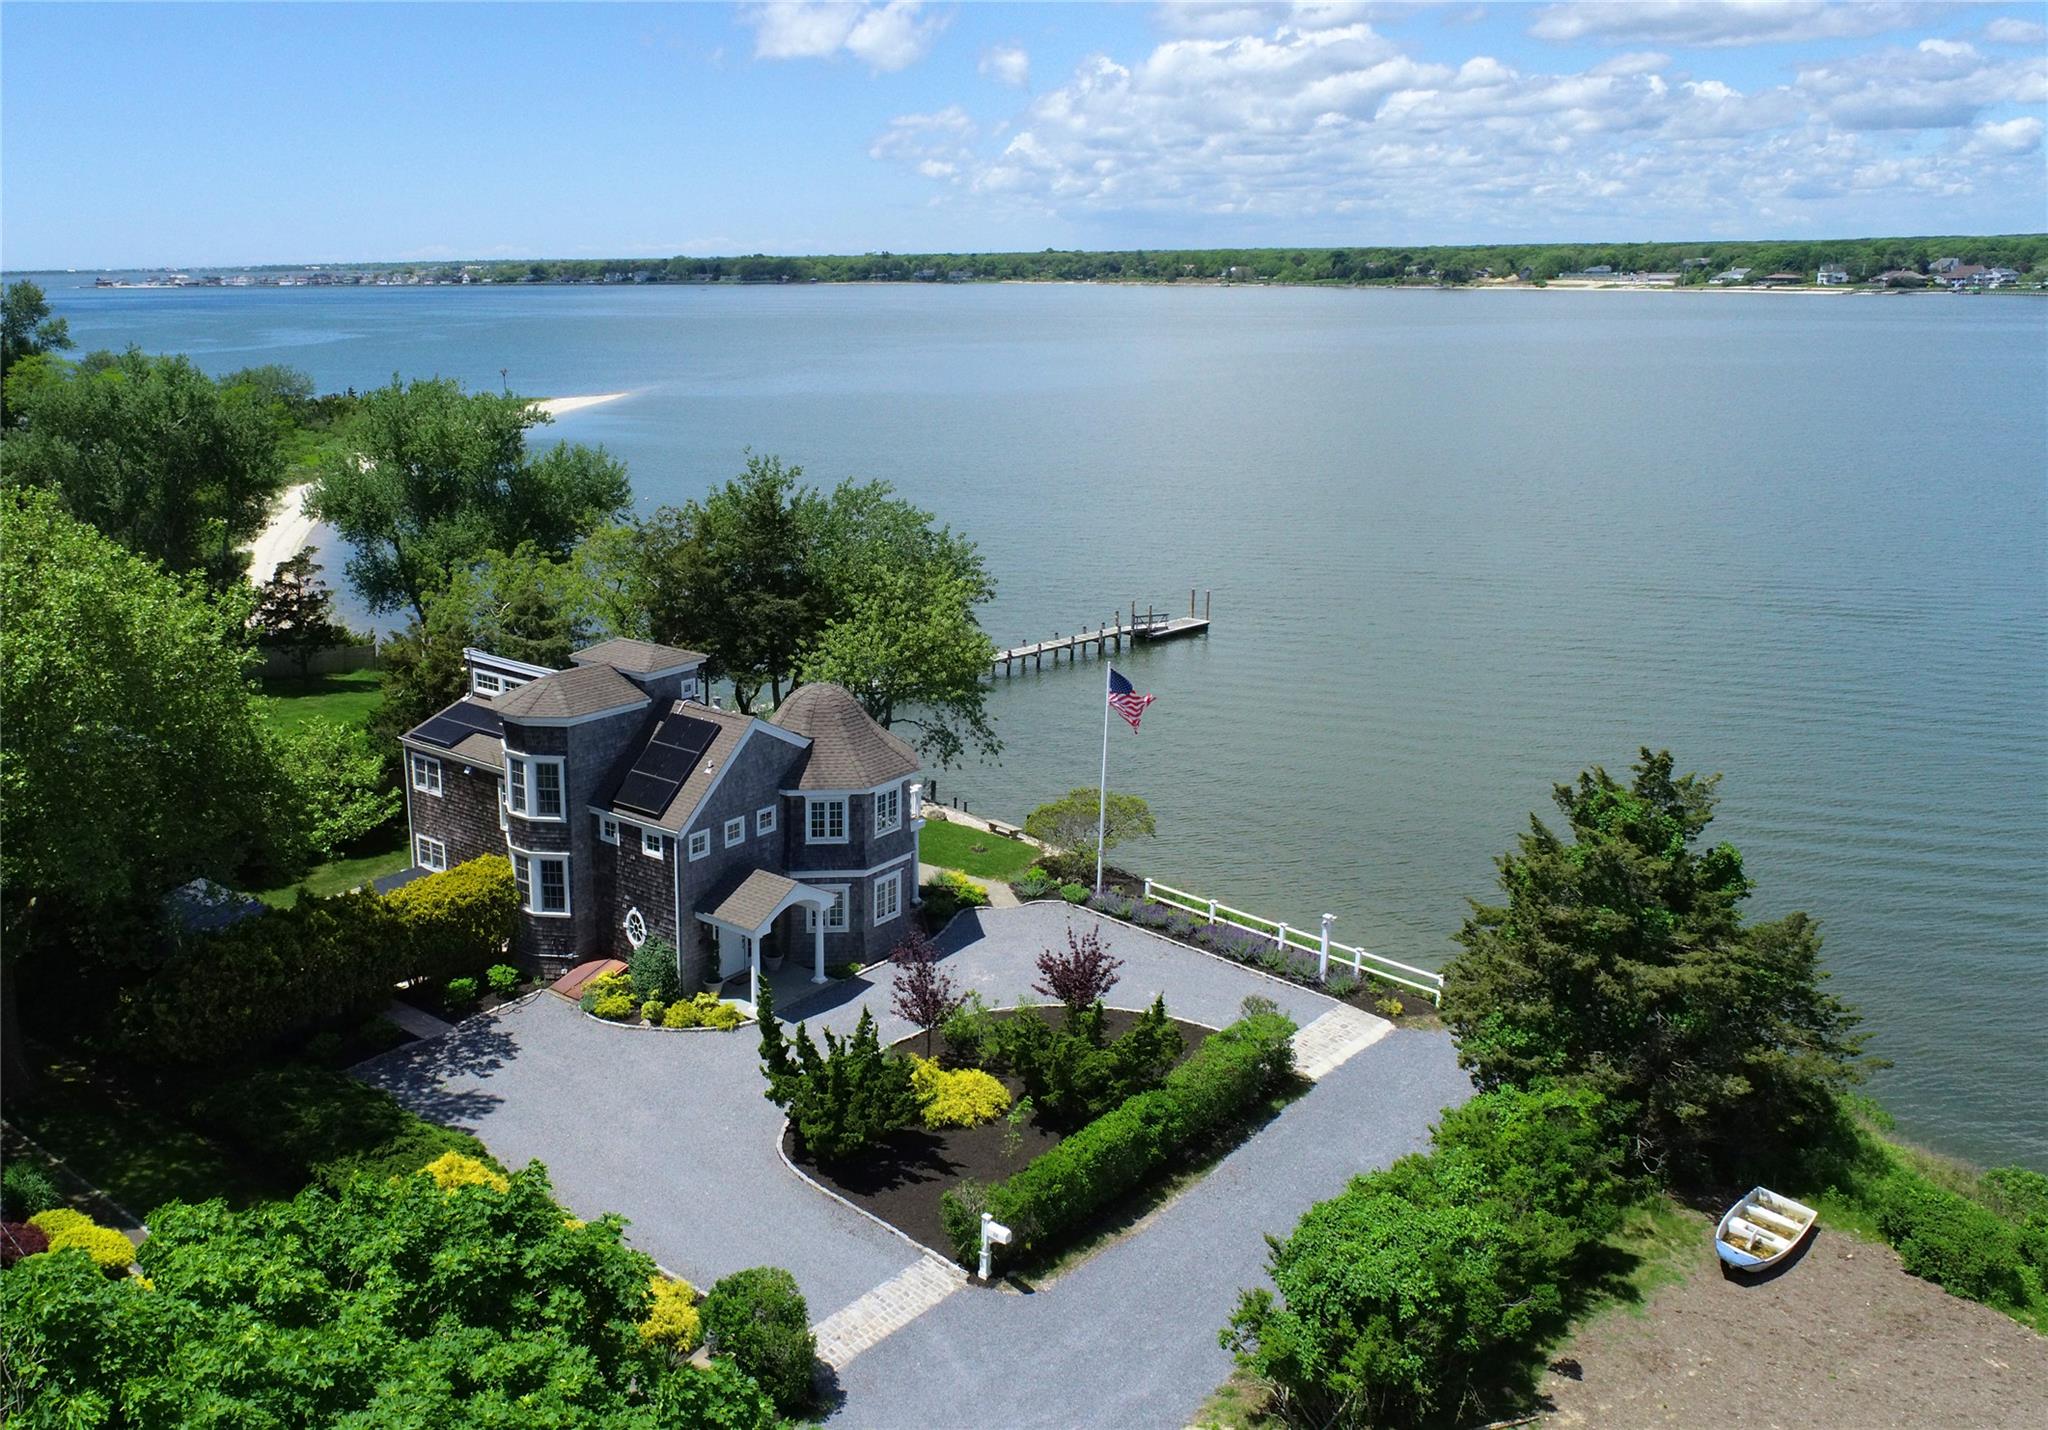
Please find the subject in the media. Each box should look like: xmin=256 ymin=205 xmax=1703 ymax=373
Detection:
xmin=1876 ymin=1177 xmax=2028 ymax=1305
xmin=702 ymin=1266 xmax=816 ymax=1415
xmin=2 ymin=1161 xmax=61 ymax=1220
xmin=629 ymin=937 xmax=683 ymax=1003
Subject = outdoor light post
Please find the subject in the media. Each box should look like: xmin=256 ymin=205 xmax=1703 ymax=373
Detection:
xmin=978 ymin=1212 xmax=1012 ymax=1281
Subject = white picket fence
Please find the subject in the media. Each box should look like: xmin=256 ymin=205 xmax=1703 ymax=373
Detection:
xmin=1141 ymin=878 xmax=1444 ymax=1005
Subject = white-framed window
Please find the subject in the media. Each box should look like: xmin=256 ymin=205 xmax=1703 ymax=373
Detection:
xmin=471 ymin=668 xmax=529 ymax=699
xmin=756 ymin=805 xmax=777 ymax=836
xmin=872 ymin=870 xmax=902 ymax=926
xmin=874 ymin=785 xmax=902 ymax=836
xmin=680 ymin=676 xmax=702 ymax=700
xmin=807 ymin=795 xmax=848 ymax=844
xmin=504 ymin=754 xmax=565 ymax=821
xmin=724 ymin=815 xmax=747 ymax=848
xmin=415 ymin=834 xmax=448 ymax=871
xmin=687 ymin=829 xmax=710 ymax=861
xmin=409 ymin=753 xmax=443 ymax=796
xmin=642 ymin=827 xmax=665 ymax=859
xmin=498 ymin=781 xmax=509 ymax=831
xmin=598 ymin=815 xmax=620 ymax=845
xmin=805 ymin=885 xmax=850 ymax=933
xmin=624 ymin=907 xmax=648 ymax=948
xmin=510 ymin=850 xmax=570 ymax=916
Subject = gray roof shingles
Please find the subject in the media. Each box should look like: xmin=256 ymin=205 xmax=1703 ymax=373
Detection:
xmin=572 ymin=638 xmax=707 ymax=675
xmin=706 ymin=869 xmax=803 ymax=932
xmin=493 ymin=662 xmax=650 ymax=721
xmin=771 ymin=683 xmax=920 ymax=790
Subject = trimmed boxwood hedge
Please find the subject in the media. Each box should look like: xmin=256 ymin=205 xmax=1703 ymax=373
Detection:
xmin=941 ymin=1010 xmax=1297 ymax=1265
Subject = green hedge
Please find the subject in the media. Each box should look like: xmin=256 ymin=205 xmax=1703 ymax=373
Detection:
xmin=1876 ymin=1177 xmax=2031 ymax=1307
xmin=186 ymin=1066 xmax=498 ymax=1191
xmin=942 ymin=1010 xmax=1296 ymax=1264
xmin=123 ymin=856 xmax=514 ymax=1065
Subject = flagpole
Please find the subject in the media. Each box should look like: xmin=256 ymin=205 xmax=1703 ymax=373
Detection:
xmin=1095 ymin=661 xmax=1112 ymax=894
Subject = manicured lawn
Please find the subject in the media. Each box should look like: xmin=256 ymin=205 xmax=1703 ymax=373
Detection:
xmin=254 ymin=827 xmax=410 ymax=908
xmin=257 ymin=667 xmax=384 ymax=735
xmin=919 ymin=818 xmax=1039 ymax=880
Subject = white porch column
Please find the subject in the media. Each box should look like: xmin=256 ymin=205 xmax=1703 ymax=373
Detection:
xmin=909 ymin=781 xmax=925 ymax=905
xmin=748 ymin=936 xmax=760 ymax=1013
xmin=812 ymin=912 xmax=827 ymax=984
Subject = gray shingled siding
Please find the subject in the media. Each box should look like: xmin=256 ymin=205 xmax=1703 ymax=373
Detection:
xmin=612 ymin=822 xmax=680 ymax=966
xmin=676 ymin=736 xmax=803 ymax=989
xmin=782 ymin=778 xmax=921 ymax=965
xmin=503 ymin=709 xmax=641 ymax=972
xmin=404 ymin=754 xmax=502 ymax=871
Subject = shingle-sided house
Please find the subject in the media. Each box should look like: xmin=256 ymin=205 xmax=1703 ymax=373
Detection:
xmin=399 ymin=639 xmax=924 ymax=1000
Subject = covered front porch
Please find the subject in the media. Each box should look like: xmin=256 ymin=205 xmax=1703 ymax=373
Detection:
xmin=696 ymin=868 xmax=836 ymax=1014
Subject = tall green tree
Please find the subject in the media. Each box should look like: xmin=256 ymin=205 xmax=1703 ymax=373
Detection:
xmin=0 ymin=348 xmax=287 ymax=587
xmin=250 ymin=545 xmax=352 ymax=677
xmin=311 ymin=378 xmax=630 ymax=618
xmin=632 ymin=455 xmax=822 ymax=709
xmin=1024 ymin=788 xmax=1156 ymax=877
xmin=0 ymin=280 xmax=73 ymax=425
xmin=798 ymin=567 xmax=997 ymax=766
xmin=0 ymin=490 xmax=300 ymax=1090
xmin=1439 ymin=749 xmax=1870 ymax=1177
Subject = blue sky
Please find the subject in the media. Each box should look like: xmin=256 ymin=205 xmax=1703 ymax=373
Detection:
xmin=4 ymin=2 xmax=2044 ymax=267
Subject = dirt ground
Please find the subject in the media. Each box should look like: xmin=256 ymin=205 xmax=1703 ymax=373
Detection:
xmin=1542 ymin=1218 xmax=2048 ymax=1428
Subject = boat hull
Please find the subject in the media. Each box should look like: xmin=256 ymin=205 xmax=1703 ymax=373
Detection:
xmin=1714 ymin=1186 xmax=1817 ymax=1273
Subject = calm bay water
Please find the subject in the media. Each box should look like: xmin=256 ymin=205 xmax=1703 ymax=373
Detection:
xmin=38 ymin=279 xmax=2048 ymax=1170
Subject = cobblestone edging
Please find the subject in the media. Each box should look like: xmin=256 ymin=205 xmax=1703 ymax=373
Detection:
xmin=811 ymin=1254 xmax=966 ymax=1370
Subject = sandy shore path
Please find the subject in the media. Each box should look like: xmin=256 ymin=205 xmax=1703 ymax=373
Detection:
xmin=241 ymin=393 xmax=629 ymax=587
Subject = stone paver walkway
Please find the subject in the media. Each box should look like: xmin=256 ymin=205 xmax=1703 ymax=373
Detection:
xmin=381 ymin=999 xmax=454 ymax=1041
xmin=1291 ymin=1002 xmax=1394 ymax=1079
xmin=812 ymin=1254 xmax=966 ymax=1370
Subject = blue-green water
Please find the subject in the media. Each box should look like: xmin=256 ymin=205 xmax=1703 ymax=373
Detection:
xmin=33 ymin=279 xmax=2048 ymax=1170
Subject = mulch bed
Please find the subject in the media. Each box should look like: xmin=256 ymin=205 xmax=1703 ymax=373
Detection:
xmin=785 ymin=1005 xmax=1215 ymax=1257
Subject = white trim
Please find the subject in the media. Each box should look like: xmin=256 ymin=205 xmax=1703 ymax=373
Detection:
xmin=642 ymin=826 xmax=666 ymax=859
xmin=786 ymin=850 xmax=916 ymax=882
xmin=872 ymin=869 xmax=902 ymax=927
xmin=740 ymin=714 xmax=812 ymax=749
xmin=687 ymin=829 xmax=711 ymax=861
xmin=508 ymin=846 xmax=572 ymax=917
xmin=698 ymin=881 xmax=833 ymax=940
xmin=806 ymin=795 xmax=848 ymax=845
xmin=723 ymin=815 xmax=747 ymax=848
xmin=409 ymin=753 xmax=443 ymax=796
xmin=874 ymin=784 xmax=902 ymax=837
xmin=469 ymin=667 xmax=533 ymax=699
xmin=624 ymin=907 xmax=648 ymax=948
xmin=804 ymin=884 xmax=851 ymax=934
xmin=598 ymin=814 xmax=620 ymax=845
xmin=504 ymin=753 xmax=567 ymax=822
xmin=677 ymin=721 xmax=790 ymax=835
xmin=756 ymin=805 xmax=777 ymax=837
xmin=465 ymin=647 xmax=556 ymax=680
xmin=778 ymin=773 xmax=917 ymax=801
xmin=414 ymin=833 xmax=448 ymax=872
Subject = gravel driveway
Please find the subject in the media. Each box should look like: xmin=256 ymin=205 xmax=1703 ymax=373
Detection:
xmin=357 ymin=905 xmax=1472 ymax=1425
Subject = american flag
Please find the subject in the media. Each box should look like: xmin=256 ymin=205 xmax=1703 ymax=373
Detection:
xmin=1108 ymin=667 xmax=1155 ymax=731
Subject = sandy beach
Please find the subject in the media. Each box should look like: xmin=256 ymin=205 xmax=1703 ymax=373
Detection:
xmin=241 ymin=393 xmax=629 ymax=587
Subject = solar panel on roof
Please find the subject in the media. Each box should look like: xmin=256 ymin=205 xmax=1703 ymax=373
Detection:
xmin=409 ymin=700 xmax=505 ymax=750
xmin=610 ymin=713 xmax=719 ymax=817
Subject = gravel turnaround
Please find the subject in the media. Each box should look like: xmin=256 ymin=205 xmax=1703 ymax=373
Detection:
xmin=357 ymin=906 xmax=1473 ymax=1425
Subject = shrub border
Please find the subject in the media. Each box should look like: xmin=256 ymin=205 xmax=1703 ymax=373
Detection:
xmin=579 ymin=1007 xmax=757 ymax=1033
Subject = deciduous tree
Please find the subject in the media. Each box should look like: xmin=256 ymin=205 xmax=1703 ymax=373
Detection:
xmin=889 ymin=928 xmax=964 ymax=1055
xmin=1024 ymin=788 xmax=1156 ymax=877
xmin=311 ymin=377 xmax=629 ymax=618
xmin=1033 ymin=925 xmax=1124 ymax=1011
xmin=0 ymin=280 xmax=72 ymax=424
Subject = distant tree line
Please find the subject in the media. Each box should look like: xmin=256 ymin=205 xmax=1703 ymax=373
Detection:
xmin=448 ymin=234 xmax=2045 ymax=288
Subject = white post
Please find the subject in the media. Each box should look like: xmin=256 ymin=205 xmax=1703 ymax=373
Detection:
xmin=1094 ymin=662 xmax=1113 ymax=894
xmin=1319 ymin=913 xmax=1334 ymax=982
xmin=812 ymin=911 xmax=827 ymax=984
xmin=1276 ymin=922 xmax=1289 ymax=956
xmin=1142 ymin=877 xmax=1153 ymax=902
xmin=908 ymin=780 xmax=924 ymax=906
xmin=978 ymin=1212 xmax=1012 ymax=1281
xmin=1207 ymin=898 xmax=1217 ymax=924
xmin=747 ymin=935 xmax=760 ymax=1012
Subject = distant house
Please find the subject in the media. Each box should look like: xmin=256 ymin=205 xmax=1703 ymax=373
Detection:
xmin=400 ymin=641 xmax=925 ymax=993
xmin=1931 ymin=256 xmax=1963 ymax=275
xmin=1567 ymin=265 xmax=1615 ymax=279
xmin=1757 ymin=273 xmax=1804 ymax=286
xmin=1980 ymin=267 xmax=2022 ymax=288
xmin=1681 ymin=257 xmax=1714 ymax=270
xmin=1943 ymin=263 xmax=1989 ymax=287
xmin=1816 ymin=264 xmax=1851 ymax=286
xmin=1622 ymin=271 xmax=1679 ymax=286
xmin=1708 ymin=267 xmax=1753 ymax=286
xmin=1876 ymin=269 xmax=1927 ymax=288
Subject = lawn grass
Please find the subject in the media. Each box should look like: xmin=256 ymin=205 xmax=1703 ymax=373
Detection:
xmin=919 ymin=818 xmax=1039 ymax=880
xmin=257 ymin=667 xmax=384 ymax=735
xmin=253 ymin=827 xmax=410 ymax=908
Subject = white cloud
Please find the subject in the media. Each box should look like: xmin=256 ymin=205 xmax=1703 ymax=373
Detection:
xmin=873 ymin=9 xmax=2046 ymax=235
xmin=739 ymin=2 xmax=944 ymax=73
xmin=980 ymin=45 xmax=1031 ymax=88
xmin=1529 ymin=2 xmax=1931 ymax=49
xmin=1985 ymin=17 xmax=2048 ymax=46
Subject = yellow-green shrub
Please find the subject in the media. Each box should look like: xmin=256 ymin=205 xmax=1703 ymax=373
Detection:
xmin=30 ymin=1209 xmax=135 ymax=1276
xmin=419 ymin=1151 xmax=510 ymax=1195
xmin=591 ymin=993 xmax=636 ymax=1022
xmin=911 ymin=1056 xmax=1012 ymax=1129
xmin=694 ymin=994 xmax=745 ymax=1031
xmin=641 ymin=1000 xmax=666 ymax=1024
xmin=639 ymin=1275 xmax=703 ymax=1352
xmin=387 ymin=855 xmax=518 ymax=986
xmin=662 ymin=999 xmax=701 ymax=1028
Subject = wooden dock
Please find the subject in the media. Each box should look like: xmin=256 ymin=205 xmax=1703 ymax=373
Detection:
xmin=992 ymin=590 xmax=1212 ymax=676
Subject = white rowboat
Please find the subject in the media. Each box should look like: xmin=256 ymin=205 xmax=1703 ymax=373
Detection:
xmin=1714 ymin=1186 xmax=1818 ymax=1272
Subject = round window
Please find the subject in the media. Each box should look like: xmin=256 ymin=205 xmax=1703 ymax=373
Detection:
xmin=624 ymin=908 xmax=648 ymax=948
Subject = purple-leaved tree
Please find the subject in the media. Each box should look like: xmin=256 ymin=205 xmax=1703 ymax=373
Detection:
xmin=1033 ymin=925 xmax=1124 ymax=1011
xmin=889 ymin=928 xmax=963 ymax=1056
